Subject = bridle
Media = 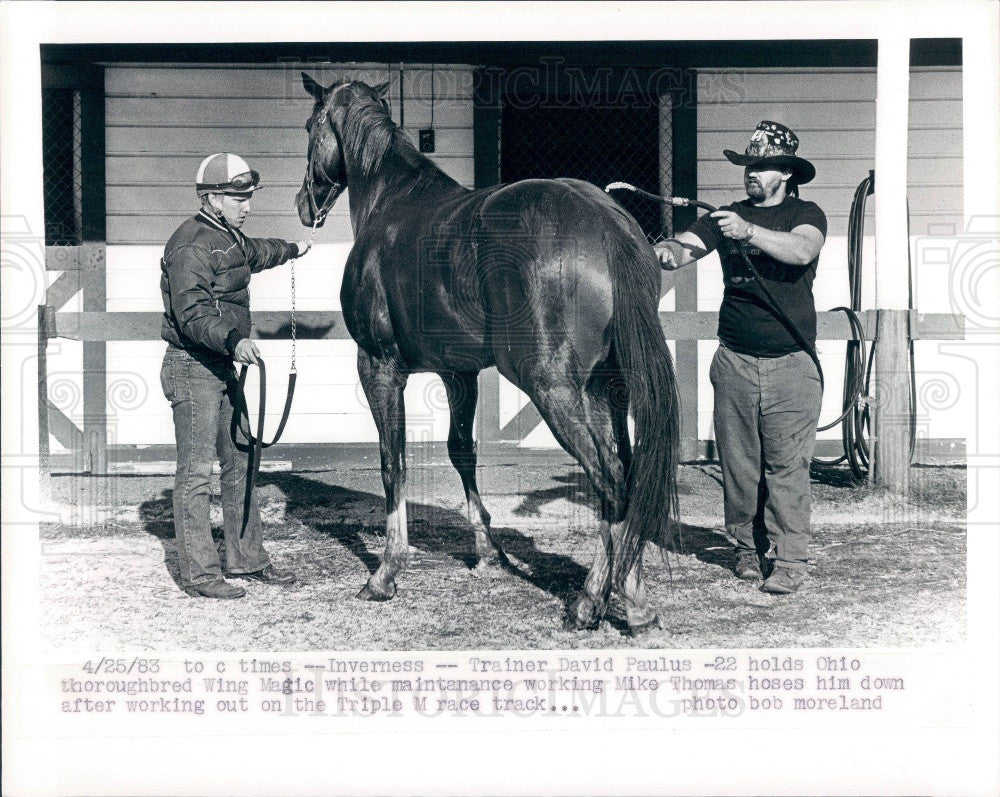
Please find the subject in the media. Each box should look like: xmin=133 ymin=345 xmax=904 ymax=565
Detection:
xmin=303 ymin=104 xmax=343 ymax=229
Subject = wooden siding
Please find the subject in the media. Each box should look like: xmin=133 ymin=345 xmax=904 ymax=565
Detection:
xmin=696 ymin=67 xmax=963 ymax=237
xmin=105 ymin=64 xmax=476 ymax=245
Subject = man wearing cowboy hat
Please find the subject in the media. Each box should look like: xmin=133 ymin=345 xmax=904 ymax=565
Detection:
xmin=654 ymin=121 xmax=826 ymax=595
xmin=159 ymin=153 xmax=312 ymax=599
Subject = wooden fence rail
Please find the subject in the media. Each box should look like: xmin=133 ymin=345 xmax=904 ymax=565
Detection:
xmin=40 ymin=245 xmax=965 ymax=474
xmin=44 ymin=307 xmax=965 ymax=343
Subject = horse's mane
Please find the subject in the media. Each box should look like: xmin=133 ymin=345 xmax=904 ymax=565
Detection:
xmin=340 ymin=92 xmax=397 ymax=176
xmin=339 ymin=87 xmax=452 ymax=185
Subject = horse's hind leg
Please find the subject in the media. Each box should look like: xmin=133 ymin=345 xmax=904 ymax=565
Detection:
xmin=518 ymin=368 xmax=630 ymax=629
xmin=606 ymin=373 xmax=660 ymax=633
xmin=356 ymin=351 xmax=409 ymax=602
xmin=607 ymin=523 xmax=660 ymax=632
xmin=538 ymin=367 xmax=658 ymax=632
xmin=440 ymin=371 xmax=506 ymax=571
xmin=572 ymin=520 xmax=613 ymax=630
xmin=566 ymin=372 xmax=630 ymax=630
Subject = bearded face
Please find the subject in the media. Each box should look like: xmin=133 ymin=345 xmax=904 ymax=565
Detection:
xmin=744 ymin=166 xmax=791 ymax=203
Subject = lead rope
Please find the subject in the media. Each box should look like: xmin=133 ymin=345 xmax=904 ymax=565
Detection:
xmin=233 ymin=224 xmax=321 ymax=537
xmin=290 ymin=237 xmax=299 ymax=372
xmin=291 ymin=214 xmax=325 ymax=372
xmin=234 ymin=139 xmax=338 ymax=535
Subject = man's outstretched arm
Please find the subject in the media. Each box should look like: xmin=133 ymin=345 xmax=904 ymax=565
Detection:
xmin=653 ymin=231 xmax=711 ymax=270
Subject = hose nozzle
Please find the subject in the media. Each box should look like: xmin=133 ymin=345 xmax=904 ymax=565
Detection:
xmin=606 ymin=182 xmax=718 ymax=213
xmin=605 ymin=182 xmax=691 ymax=207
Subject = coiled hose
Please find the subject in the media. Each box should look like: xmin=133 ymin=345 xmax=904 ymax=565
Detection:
xmin=814 ymin=173 xmax=874 ymax=479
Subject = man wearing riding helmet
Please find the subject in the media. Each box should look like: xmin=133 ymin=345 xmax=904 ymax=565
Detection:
xmin=159 ymin=153 xmax=311 ymax=599
xmin=653 ymin=122 xmax=826 ymax=595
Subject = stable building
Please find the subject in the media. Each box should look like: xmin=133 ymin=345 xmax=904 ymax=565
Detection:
xmin=38 ymin=39 xmax=965 ymax=475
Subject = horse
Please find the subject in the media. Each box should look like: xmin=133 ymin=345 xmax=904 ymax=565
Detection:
xmin=295 ymin=74 xmax=679 ymax=632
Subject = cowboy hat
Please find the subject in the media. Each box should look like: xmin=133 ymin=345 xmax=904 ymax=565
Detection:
xmin=723 ymin=121 xmax=816 ymax=185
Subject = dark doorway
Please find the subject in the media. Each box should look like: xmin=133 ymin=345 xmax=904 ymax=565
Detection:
xmin=500 ymin=102 xmax=666 ymax=242
xmin=42 ymin=88 xmax=81 ymax=246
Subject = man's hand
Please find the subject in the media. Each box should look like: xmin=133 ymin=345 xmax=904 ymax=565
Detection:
xmin=234 ymin=338 xmax=262 ymax=366
xmin=295 ymin=240 xmax=312 ymax=257
xmin=711 ymin=210 xmax=755 ymax=241
xmin=653 ymin=242 xmax=678 ymax=270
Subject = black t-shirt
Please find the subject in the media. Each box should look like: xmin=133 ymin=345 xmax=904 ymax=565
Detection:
xmin=687 ymin=197 xmax=827 ymax=357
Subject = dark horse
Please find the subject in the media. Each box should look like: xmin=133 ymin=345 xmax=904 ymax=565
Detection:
xmin=295 ymin=74 xmax=679 ymax=632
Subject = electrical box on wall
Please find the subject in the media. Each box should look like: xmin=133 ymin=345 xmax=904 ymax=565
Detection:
xmin=419 ymin=129 xmax=435 ymax=153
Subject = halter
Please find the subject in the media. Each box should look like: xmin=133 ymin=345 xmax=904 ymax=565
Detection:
xmin=303 ymin=106 xmax=343 ymax=229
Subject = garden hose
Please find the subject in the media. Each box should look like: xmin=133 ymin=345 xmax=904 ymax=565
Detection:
xmin=605 ymin=180 xmax=886 ymax=483
xmin=812 ymin=173 xmax=918 ymax=480
xmin=812 ymin=174 xmax=874 ymax=479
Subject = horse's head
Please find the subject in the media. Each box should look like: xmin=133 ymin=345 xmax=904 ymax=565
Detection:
xmin=295 ymin=73 xmax=390 ymax=228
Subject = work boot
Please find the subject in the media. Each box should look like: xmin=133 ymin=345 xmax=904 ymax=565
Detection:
xmin=762 ymin=567 xmax=804 ymax=595
xmin=184 ymin=579 xmax=246 ymax=599
xmin=734 ymin=549 xmax=763 ymax=580
xmin=235 ymin=564 xmax=296 ymax=586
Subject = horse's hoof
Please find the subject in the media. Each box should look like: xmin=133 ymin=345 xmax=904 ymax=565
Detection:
xmin=605 ymin=599 xmax=627 ymax=623
xmin=472 ymin=554 xmax=507 ymax=576
xmin=356 ymin=581 xmax=395 ymax=602
xmin=626 ymin=613 xmax=662 ymax=636
xmin=563 ymin=613 xmax=601 ymax=632
xmin=564 ymin=597 xmax=602 ymax=631
xmin=474 ymin=544 xmax=510 ymax=568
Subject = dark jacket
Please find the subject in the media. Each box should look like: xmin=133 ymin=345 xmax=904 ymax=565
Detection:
xmin=160 ymin=209 xmax=297 ymax=359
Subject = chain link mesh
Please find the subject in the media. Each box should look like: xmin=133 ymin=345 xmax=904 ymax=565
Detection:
xmin=42 ymin=88 xmax=82 ymax=246
xmin=500 ymin=96 xmax=673 ymax=245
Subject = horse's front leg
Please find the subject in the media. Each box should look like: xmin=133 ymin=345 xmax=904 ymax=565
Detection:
xmin=440 ymin=371 xmax=506 ymax=572
xmin=357 ymin=351 xmax=409 ymax=602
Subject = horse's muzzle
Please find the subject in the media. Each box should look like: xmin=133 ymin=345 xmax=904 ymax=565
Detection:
xmin=295 ymin=187 xmax=317 ymax=226
xmin=296 ymin=180 xmax=341 ymax=228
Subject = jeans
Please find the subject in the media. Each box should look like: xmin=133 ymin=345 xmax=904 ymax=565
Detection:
xmin=160 ymin=346 xmax=268 ymax=587
xmin=710 ymin=344 xmax=822 ymax=572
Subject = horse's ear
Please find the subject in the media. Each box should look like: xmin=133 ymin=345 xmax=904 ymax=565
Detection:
xmin=302 ymin=72 xmax=327 ymax=101
xmin=372 ymin=81 xmax=390 ymax=98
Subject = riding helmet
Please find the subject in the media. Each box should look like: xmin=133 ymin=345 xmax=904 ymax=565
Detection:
xmin=195 ymin=153 xmax=262 ymax=196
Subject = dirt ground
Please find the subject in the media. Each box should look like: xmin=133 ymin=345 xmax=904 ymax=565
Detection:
xmin=38 ymin=446 xmax=966 ymax=651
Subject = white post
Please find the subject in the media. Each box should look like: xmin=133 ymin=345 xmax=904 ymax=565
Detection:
xmin=871 ymin=34 xmax=912 ymax=493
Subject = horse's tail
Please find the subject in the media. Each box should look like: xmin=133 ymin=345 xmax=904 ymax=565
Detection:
xmin=605 ymin=223 xmax=680 ymax=585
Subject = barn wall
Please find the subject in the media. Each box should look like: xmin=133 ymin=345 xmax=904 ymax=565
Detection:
xmin=693 ymin=66 xmax=966 ymax=443
xmin=79 ymin=63 xmax=476 ymax=448
xmin=104 ymin=64 xmax=475 ymax=243
xmin=695 ymin=67 xmax=963 ymax=237
xmin=48 ymin=63 xmax=967 ymax=453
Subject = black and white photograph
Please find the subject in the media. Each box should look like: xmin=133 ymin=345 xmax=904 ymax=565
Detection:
xmin=2 ymin=1 xmax=998 ymax=795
